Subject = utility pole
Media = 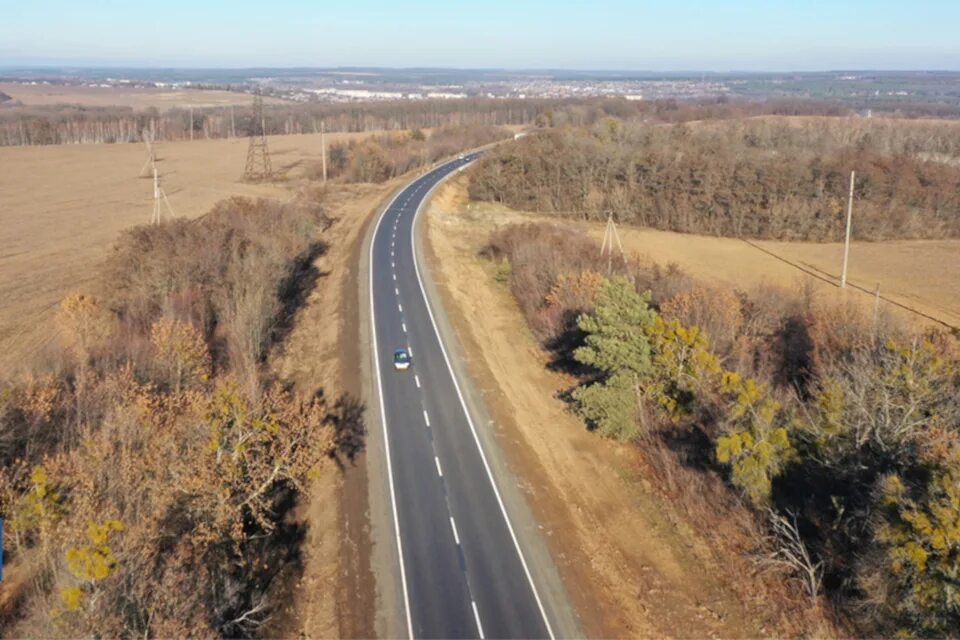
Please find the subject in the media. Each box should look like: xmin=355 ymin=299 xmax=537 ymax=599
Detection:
xmin=139 ymin=128 xmax=156 ymax=177
xmin=321 ymin=119 xmax=328 ymax=182
xmin=840 ymin=170 xmax=855 ymax=289
xmin=600 ymin=211 xmax=624 ymax=275
xmin=151 ymin=166 xmax=175 ymax=224
xmin=243 ymin=90 xmax=273 ymax=182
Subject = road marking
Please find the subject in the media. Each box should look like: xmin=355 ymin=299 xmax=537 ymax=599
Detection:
xmin=393 ymin=273 xmax=397 ymax=281
xmin=395 ymin=287 xmax=399 ymax=295
xmin=367 ymin=182 xmax=414 ymax=639
xmin=435 ymin=456 xmax=443 ymax=477
xmin=398 ymin=303 xmax=403 ymax=313
xmin=391 ymin=261 xmax=395 ymax=268
xmin=449 ymin=516 xmax=460 ymax=544
xmin=410 ymin=160 xmax=556 ymax=639
xmin=414 ymin=374 xmax=420 ymax=388
xmin=472 ymin=601 xmax=485 ymax=639
xmin=402 ymin=322 xmax=407 ymax=333
xmin=423 ymin=409 xmax=430 ymax=427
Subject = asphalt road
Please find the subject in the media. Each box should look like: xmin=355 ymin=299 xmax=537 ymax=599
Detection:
xmin=369 ymin=155 xmax=555 ymax=639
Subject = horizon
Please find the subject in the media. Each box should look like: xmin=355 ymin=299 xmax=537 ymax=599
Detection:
xmin=4 ymin=65 xmax=960 ymax=75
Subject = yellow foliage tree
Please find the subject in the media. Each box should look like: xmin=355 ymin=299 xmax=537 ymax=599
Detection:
xmin=873 ymin=441 xmax=960 ymax=636
xmin=56 ymin=293 xmax=114 ymax=362
xmin=715 ymin=372 xmax=796 ymax=505
xmin=150 ymin=318 xmax=211 ymax=393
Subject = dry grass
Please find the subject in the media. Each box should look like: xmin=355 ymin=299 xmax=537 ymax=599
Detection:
xmin=0 ymin=82 xmax=287 ymax=109
xmin=0 ymin=130 xmax=385 ymax=372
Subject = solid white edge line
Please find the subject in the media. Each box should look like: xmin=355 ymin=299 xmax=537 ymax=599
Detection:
xmin=449 ymin=516 xmax=460 ymax=544
xmin=435 ymin=456 xmax=443 ymax=477
xmin=369 ymin=183 xmax=415 ymax=640
xmin=411 ymin=159 xmax=557 ymax=639
xmin=472 ymin=600 xmax=485 ymax=639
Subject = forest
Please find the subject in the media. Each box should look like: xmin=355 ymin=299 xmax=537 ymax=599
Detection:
xmin=0 ymin=192 xmax=361 ymax=636
xmin=482 ymin=221 xmax=960 ymax=636
xmin=470 ymin=116 xmax=960 ymax=240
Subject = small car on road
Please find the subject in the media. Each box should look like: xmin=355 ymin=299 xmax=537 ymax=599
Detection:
xmin=393 ymin=348 xmax=412 ymax=371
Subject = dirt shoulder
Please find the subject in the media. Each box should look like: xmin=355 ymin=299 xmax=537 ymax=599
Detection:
xmin=422 ymin=177 xmax=830 ymax=638
xmin=267 ymin=180 xmax=403 ymax=638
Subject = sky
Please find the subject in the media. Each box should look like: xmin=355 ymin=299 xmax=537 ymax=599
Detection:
xmin=2 ymin=0 xmax=959 ymax=71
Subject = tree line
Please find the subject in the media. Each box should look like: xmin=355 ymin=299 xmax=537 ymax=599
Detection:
xmin=317 ymin=125 xmax=511 ymax=183
xmin=0 ymin=97 xmax=553 ymax=147
xmin=483 ymin=221 xmax=960 ymax=635
xmin=470 ymin=116 xmax=960 ymax=240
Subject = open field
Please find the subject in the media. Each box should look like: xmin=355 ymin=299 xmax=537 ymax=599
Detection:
xmin=0 ymin=82 xmax=287 ymax=109
xmin=0 ymin=130 xmax=388 ymax=372
xmin=458 ymin=198 xmax=960 ymax=332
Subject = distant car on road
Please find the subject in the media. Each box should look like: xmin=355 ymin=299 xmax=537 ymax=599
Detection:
xmin=393 ymin=348 xmax=412 ymax=371
xmin=458 ymin=153 xmax=465 ymax=160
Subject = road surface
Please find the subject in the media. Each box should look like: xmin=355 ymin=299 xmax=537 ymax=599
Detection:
xmin=368 ymin=155 xmax=557 ymax=639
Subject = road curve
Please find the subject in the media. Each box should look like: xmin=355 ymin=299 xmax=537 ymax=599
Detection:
xmin=368 ymin=155 xmax=556 ymax=639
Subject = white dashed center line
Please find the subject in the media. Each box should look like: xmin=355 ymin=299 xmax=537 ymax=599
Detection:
xmin=414 ymin=374 xmax=421 ymax=388
xmin=423 ymin=409 xmax=430 ymax=427
xmin=449 ymin=516 xmax=460 ymax=544
xmin=472 ymin=601 xmax=485 ymax=639
xmin=435 ymin=456 xmax=443 ymax=477
xmin=395 ymin=287 xmax=399 ymax=295
xmin=402 ymin=322 xmax=407 ymax=333
xmin=398 ymin=303 xmax=403 ymax=313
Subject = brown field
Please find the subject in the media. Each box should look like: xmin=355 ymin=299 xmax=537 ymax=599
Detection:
xmin=0 ymin=130 xmax=389 ymax=372
xmin=0 ymin=82 xmax=287 ymax=109
xmin=458 ymin=199 xmax=960 ymax=331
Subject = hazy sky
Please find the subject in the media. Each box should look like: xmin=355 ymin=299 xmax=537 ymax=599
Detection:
xmin=3 ymin=0 xmax=959 ymax=71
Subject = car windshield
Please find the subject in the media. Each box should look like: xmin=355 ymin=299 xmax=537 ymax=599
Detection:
xmin=394 ymin=350 xmax=410 ymax=362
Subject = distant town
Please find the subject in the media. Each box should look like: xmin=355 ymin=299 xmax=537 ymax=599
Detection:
xmin=2 ymin=67 xmax=960 ymax=107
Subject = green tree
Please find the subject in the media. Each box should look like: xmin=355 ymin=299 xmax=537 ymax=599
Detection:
xmin=572 ymin=277 xmax=657 ymax=439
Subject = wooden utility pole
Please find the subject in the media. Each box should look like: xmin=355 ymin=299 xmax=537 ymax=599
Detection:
xmin=151 ymin=166 xmax=175 ymax=224
xmin=840 ymin=170 xmax=855 ymax=289
xmin=321 ymin=119 xmax=328 ymax=182
xmin=600 ymin=212 xmax=624 ymax=274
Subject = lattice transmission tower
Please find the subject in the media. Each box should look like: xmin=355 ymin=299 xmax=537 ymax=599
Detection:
xmin=243 ymin=90 xmax=273 ymax=181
